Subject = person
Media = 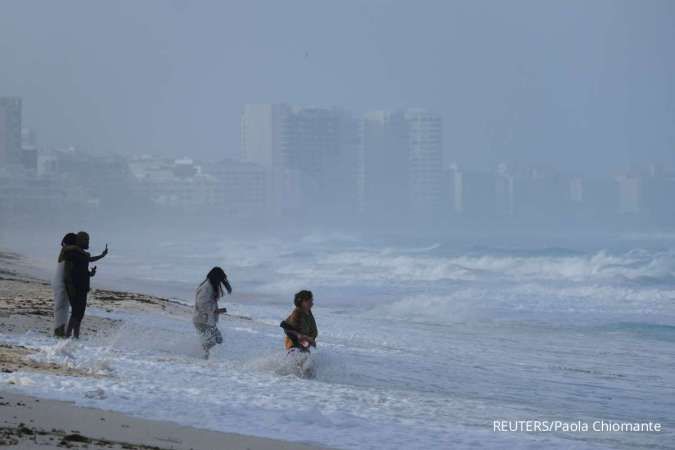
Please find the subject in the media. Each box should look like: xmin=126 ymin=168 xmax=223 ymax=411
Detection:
xmin=193 ymin=267 xmax=232 ymax=359
xmin=280 ymin=290 xmax=318 ymax=353
xmin=62 ymin=231 xmax=108 ymax=339
xmin=52 ymin=233 xmax=77 ymax=337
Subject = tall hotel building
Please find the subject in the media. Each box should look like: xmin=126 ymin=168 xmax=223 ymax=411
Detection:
xmin=241 ymin=104 xmax=359 ymax=218
xmin=0 ymin=97 xmax=22 ymax=166
xmin=404 ymin=109 xmax=443 ymax=218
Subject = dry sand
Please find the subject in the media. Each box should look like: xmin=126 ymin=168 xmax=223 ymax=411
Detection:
xmin=0 ymin=251 xmax=332 ymax=450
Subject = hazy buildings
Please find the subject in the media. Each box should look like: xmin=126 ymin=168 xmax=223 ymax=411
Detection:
xmin=616 ymin=174 xmax=641 ymax=215
xmin=360 ymin=111 xmax=409 ymax=223
xmin=495 ymin=163 xmax=515 ymax=218
xmin=128 ymin=155 xmax=268 ymax=219
xmin=20 ymin=127 xmax=38 ymax=172
xmin=358 ymin=108 xmax=444 ymax=225
xmin=282 ymin=106 xmax=359 ymax=214
xmin=445 ymin=164 xmax=464 ymax=215
xmin=241 ymin=105 xmax=445 ymax=225
xmin=405 ymin=109 xmax=443 ymax=219
xmin=6 ymin=93 xmax=673 ymax=230
xmin=0 ymin=97 xmax=22 ymax=166
xmin=454 ymin=170 xmax=497 ymax=221
xmin=241 ymin=104 xmax=360 ymax=221
xmin=241 ymin=104 xmax=288 ymax=167
xmin=642 ymin=170 xmax=675 ymax=225
xmin=569 ymin=177 xmax=584 ymax=204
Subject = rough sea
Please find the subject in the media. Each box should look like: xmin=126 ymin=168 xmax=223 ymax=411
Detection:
xmin=2 ymin=230 xmax=674 ymax=449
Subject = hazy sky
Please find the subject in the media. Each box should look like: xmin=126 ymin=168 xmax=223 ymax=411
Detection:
xmin=1 ymin=0 xmax=673 ymax=174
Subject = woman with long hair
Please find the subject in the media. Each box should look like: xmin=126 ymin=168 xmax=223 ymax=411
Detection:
xmin=193 ymin=267 xmax=232 ymax=359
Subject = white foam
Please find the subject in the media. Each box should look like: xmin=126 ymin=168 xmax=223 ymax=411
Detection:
xmin=1 ymin=237 xmax=673 ymax=449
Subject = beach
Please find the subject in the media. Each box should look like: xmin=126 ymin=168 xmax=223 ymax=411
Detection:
xmin=0 ymin=392 xmax=328 ymax=450
xmin=1 ymin=232 xmax=673 ymax=450
xmin=0 ymin=250 xmax=331 ymax=450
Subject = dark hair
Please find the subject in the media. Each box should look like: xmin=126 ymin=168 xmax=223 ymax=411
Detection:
xmin=206 ymin=266 xmax=232 ymax=298
xmin=61 ymin=233 xmax=77 ymax=247
xmin=294 ymin=290 xmax=313 ymax=308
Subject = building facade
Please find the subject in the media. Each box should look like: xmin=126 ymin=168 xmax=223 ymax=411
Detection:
xmin=0 ymin=97 xmax=22 ymax=166
xmin=241 ymin=104 xmax=288 ymax=166
xmin=405 ymin=109 xmax=443 ymax=219
xmin=241 ymin=104 xmax=360 ymax=220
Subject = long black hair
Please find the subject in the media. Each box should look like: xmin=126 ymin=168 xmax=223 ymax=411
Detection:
xmin=61 ymin=233 xmax=77 ymax=247
xmin=205 ymin=266 xmax=232 ymax=298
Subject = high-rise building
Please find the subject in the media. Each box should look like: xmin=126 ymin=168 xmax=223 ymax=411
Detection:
xmin=360 ymin=111 xmax=408 ymax=221
xmin=0 ymin=97 xmax=22 ymax=165
xmin=404 ymin=109 xmax=443 ymax=218
xmin=240 ymin=104 xmax=289 ymax=167
xmin=241 ymin=104 xmax=360 ymax=219
xmin=359 ymin=108 xmax=444 ymax=223
xmin=281 ymin=106 xmax=360 ymax=216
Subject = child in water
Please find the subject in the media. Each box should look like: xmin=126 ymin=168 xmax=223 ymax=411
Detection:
xmin=280 ymin=290 xmax=318 ymax=376
xmin=193 ymin=267 xmax=232 ymax=359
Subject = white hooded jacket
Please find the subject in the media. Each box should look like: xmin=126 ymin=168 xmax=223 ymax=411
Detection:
xmin=52 ymin=260 xmax=69 ymax=328
xmin=193 ymin=281 xmax=219 ymax=327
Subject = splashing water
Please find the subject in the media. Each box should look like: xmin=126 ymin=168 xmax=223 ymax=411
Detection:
xmin=2 ymin=234 xmax=674 ymax=449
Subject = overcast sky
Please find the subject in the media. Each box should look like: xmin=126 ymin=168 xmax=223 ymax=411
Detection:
xmin=1 ymin=0 xmax=673 ymax=174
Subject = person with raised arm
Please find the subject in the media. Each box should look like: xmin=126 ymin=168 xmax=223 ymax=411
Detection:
xmin=62 ymin=231 xmax=108 ymax=339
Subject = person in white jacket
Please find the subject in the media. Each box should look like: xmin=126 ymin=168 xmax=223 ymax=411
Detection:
xmin=193 ymin=267 xmax=232 ymax=359
xmin=52 ymin=233 xmax=77 ymax=337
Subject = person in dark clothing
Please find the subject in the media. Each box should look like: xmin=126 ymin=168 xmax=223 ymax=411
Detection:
xmin=63 ymin=231 xmax=108 ymax=339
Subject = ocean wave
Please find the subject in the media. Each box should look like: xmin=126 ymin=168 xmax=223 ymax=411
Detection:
xmin=264 ymin=248 xmax=675 ymax=289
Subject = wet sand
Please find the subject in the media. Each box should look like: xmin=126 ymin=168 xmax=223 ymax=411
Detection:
xmin=0 ymin=251 xmax=332 ymax=450
xmin=0 ymin=391 xmax=326 ymax=449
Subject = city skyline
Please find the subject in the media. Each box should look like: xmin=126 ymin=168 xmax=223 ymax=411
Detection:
xmin=3 ymin=95 xmax=674 ymax=230
xmin=1 ymin=0 xmax=674 ymax=175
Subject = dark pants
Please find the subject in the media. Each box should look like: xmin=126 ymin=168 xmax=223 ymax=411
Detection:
xmin=66 ymin=287 xmax=87 ymax=338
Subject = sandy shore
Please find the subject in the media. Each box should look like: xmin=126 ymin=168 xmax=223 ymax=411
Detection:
xmin=0 ymin=391 xmax=327 ymax=449
xmin=0 ymin=250 xmax=332 ymax=450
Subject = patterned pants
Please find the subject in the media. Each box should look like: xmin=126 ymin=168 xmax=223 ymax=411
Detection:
xmin=194 ymin=323 xmax=223 ymax=351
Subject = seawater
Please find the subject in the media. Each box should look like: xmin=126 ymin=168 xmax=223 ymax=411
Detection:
xmin=1 ymin=231 xmax=674 ymax=449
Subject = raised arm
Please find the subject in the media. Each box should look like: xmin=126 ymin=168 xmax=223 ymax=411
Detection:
xmin=89 ymin=244 xmax=108 ymax=262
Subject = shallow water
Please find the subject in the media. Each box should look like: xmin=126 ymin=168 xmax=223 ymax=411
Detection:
xmin=1 ymin=231 xmax=674 ymax=449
